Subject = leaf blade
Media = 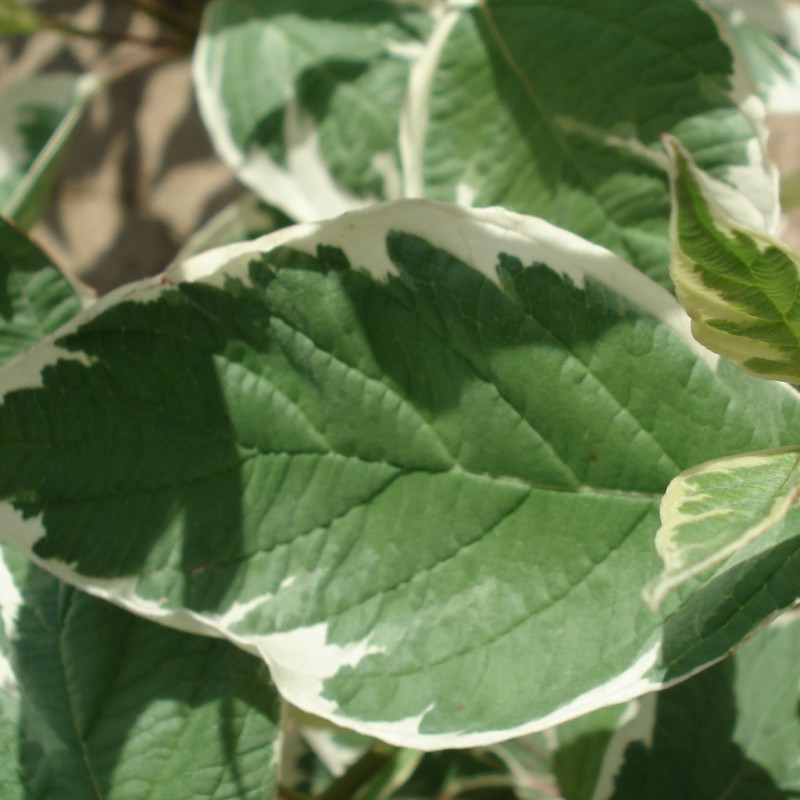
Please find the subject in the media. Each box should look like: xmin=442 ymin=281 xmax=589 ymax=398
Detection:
xmin=2 ymin=200 xmax=800 ymax=747
xmin=663 ymin=134 xmax=800 ymax=382
xmin=645 ymin=446 xmax=800 ymax=610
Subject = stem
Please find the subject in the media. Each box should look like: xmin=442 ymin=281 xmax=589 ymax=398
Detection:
xmin=113 ymin=0 xmax=198 ymax=37
xmin=42 ymin=15 xmax=186 ymax=48
xmin=100 ymin=43 xmax=186 ymax=86
xmin=316 ymin=744 xmax=398 ymax=800
xmin=276 ymin=786 xmax=313 ymax=800
xmin=781 ymin=170 xmax=800 ymax=212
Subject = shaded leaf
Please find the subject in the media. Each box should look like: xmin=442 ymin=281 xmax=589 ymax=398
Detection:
xmin=0 ymin=216 xmax=82 ymax=365
xmin=1 ymin=200 xmax=800 ymax=748
xmin=0 ymin=72 xmax=101 ymax=228
xmin=193 ymin=0 xmax=427 ymax=219
xmin=0 ymin=220 xmax=282 ymax=799
xmin=417 ymin=0 xmax=777 ymax=286
xmin=2 ymin=553 xmax=282 ymax=799
xmin=734 ymin=613 xmax=800 ymax=791
xmin=610 ymin=657 xmax=793 ymax=800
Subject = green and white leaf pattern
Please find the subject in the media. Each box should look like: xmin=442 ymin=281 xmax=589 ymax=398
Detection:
xmin=646 ymin=446 xmax=800 ymax=610
xmin=193 ymin=0 xmax=428 ymax=220
xmin=0 ymin=221 xmax=282 ymax=798
xmin=664 ymin=134 xmax=800 ymax=383
xmin=2 ymin=200 xmax=800 ymax=748
xmin=194 ymin=0 xmax=778 ymax=287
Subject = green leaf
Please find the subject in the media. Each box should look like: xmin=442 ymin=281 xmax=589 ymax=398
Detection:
xmin=610 ymin=613 xmax=800 ymax=798
xmin=646 ymin=447 xmax=800 ymax=610
xmin=0 ymin=0 xmax=43 ymax=34
xmin=0 ymin=549 xmax=282 ymax=799
xmin=663 ymin=134 xmax=800 ymax=383
xmin=734 ymin=613 xmax=800 ymax=791
xmin=194 ymin=0 xmax=778 ymax=289
xmin=610 ymin=657 xmax=792 ymax=799
xmin=0 ymin=221 xmax=282 ymax=799
xmin=0 ymin=73 xmax=101 ymax=228
xmin=0 ymin=216 xmax=82 ymax=366
xmin=415 ymin=0 xmax=777 ymax=287
xmin=193 ymin=0 xmax=427 ymax=218
xmin=2 ymin=200 xmax=800 ymax=748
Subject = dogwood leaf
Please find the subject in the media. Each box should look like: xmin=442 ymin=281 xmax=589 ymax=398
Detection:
xmin=0 ymin=222 xmax=282 ymax=799
xmin=611 ymin=613 xmax=800 ymax=797
xmin=409 ymin=0 xmax=778 ymax=286
xmin=1 ymin=200 xmax=800 ymax=749
xmin=646 ymin=447 xmax=800 ymax=609
xmin=0 ymin=73 xmax=101 ymax=228
xmin=664 ymin=134 xmax=800 ymax=383
xmin=194 ymin=0 xmax=777 ymax=288
xmin=193 ymin=0 xmax=427 ymax=219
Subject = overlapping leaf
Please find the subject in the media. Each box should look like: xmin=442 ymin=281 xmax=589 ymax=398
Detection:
xmin=418 ymin=0 xmax=777 ymax=286
xmin=1 ymin=200 xmax=800 ymax=748
xmin=664 ymin=134 xmax=800 ymax=383
xmin=646 ymin=447 xmax=800 ymax=609
xmin=193 ymin=0 xmax=428 ymax=220
xmin=0 ymin=73 xmax=100 ymax=228
xmin=0 ymin=219 xmax=282 ymax=799
xmin=611 ymin=613 xmax=800 ymax=798
xmin=194 ymin=0 xmax=777 ymax=288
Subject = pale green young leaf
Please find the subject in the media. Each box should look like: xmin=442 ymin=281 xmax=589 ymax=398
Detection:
xmin=0 ymin=0 xmax=43 ymax=34
xmin=2 ymin=200 xmax=800 ymax=748
xmin=645 ymin=447 xmax=800 ymax=610
xmin=0 ymin=73 xmax=101 ymax=229
xmin=663 ymin=134 xmax=800 ymax=383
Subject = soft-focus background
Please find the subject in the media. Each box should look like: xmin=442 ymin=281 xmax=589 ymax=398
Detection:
xmin=1 ymin=0 xmax=799 ymax=294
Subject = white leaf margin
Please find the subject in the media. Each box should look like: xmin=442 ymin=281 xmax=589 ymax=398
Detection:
xmin=0 ymin=198 xmax=782 ymax=749
xmin=644 ymin=446 xmax=800 ymax=611
xmin=0 ymin=545 xmax=22 ymax=701
xmin=710 ymin=0 xmax=800 ymax=115
xmin=401 ymin=0 xmax=780 ymax=236
xmin=192 ymin=2 xmax=425 ymax=222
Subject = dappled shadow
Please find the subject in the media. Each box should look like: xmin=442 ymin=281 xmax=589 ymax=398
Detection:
xmin=0 ymin=281 xmax=248 ymax=613
xmin=610 ymin=657 xmax=800 ymax=799
xmin=659 ymin=531 xmax=800 ymax=684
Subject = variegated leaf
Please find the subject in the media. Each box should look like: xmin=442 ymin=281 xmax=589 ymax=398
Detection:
xmin=645 ymin=446 xmax=800 ymax=609
xmin=2 ymin=200 xmax=800 ymax=748
xmin=663 ymin=134 xmax=800 ymax=383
